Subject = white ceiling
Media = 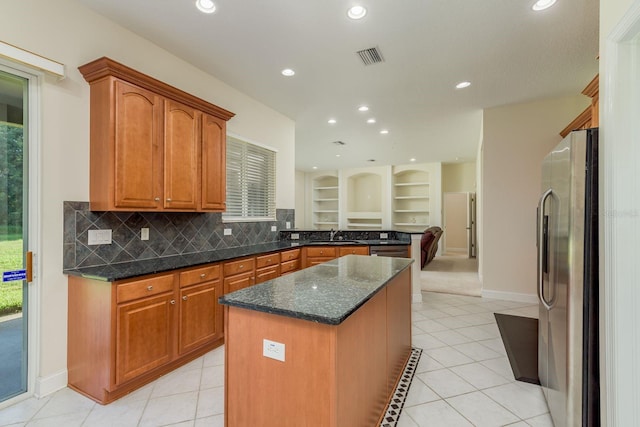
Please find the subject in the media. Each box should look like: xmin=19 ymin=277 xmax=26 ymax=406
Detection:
xmin=79 ymin=0 xmax=599 ymax=172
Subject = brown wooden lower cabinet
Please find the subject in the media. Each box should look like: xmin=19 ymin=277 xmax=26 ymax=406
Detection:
xmin=67 ymin=265 xmax=224 ymax=404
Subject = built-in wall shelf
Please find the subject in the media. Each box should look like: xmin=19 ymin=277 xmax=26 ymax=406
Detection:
xmin=394 ymin=182 xmax=430 ymax=187
xmin=311 ymin=174 xmax=340 ymax=230
xmin=392 ymin=167 xmax=430 ymax=232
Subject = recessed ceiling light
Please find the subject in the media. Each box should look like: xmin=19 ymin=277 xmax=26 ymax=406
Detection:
xmin=347 ymin=5 xmax=367 ymax=20
xmin=358 ymin=105 xmax=369 ymax=112
xmin=532 ymin=0 xmax=557 ymax=11
xmin=328 ymin=119 xmax=337 ymax=124
xmin=380 ymin=129 xmax=389 ymax=134
xmin=410 ymin=158 xmax=416 ymax=162
xmin=367 ymin=118 xmax=376 ymax=124
xmin=312 ymin=166 xmax=318 ymax=170
xmin=195 ymin=0 xmax=216 ymax=14
xmin=456 ymin=81 xmax=471 ymax=89
xmin=336 ymin=154 xmax=341 ymax=157
xmin=281 ymin=68 xmax=295 ymax=77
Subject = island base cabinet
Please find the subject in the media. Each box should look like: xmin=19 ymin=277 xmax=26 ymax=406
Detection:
xmin=224 ymin=268 xmax=411 ymax=426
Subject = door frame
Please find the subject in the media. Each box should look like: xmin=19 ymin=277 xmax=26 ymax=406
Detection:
xmin=0 ymin=59 xmax=42 ymax=407
xmin=601 ymin=3 xmax=640 ymax=425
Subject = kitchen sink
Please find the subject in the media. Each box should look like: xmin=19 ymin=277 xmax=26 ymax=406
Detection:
xmin=306 ymin=240 xmax=363 ymax=245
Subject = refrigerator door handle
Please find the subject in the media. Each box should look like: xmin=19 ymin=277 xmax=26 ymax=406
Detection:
xmin=537 ymin=188 xmax=554 ymax=310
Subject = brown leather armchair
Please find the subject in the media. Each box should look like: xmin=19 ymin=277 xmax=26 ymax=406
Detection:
xmin=420 ymin=226 xmax=443 ymax=268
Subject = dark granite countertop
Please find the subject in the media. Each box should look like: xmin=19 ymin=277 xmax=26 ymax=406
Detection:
xmin=63 ymin=239 xmax=411 ymax=282
xmin=219 ymin=255 xmax=413 ymax=325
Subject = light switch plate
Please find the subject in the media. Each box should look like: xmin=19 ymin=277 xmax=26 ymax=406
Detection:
xmin=380 ymin=232 xmax=388 ymax=239
xmin=224 ymin=228 xmax=232 ymax=236
xmin=271 ymin=225 xmax=277 ymax=232
xmin=88 ymin=229 xmax=112 ymax=245
xmin=286 ymin=222 xmax=291 ymax=229
xmin=263 ymin=339 xmax=285 ymax=362
xmin=141 ymin=228 xmax=149 ymax=241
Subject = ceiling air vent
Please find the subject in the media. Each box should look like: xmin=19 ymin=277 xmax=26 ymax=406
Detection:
xmin=332 ymin=140 xmax=346 ymax=146
xmin=356 ymin=46 xmax=384 ymax=66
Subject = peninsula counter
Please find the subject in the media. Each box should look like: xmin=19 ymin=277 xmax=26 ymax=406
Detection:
xmin=219 ymin=254 xmax=413 ymax=426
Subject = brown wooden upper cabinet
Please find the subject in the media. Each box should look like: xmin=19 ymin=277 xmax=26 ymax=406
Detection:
xmin=560 ymin=74 xmax=599 ymax=137
xmin=79 ymin=57 xmax=235 ymax=211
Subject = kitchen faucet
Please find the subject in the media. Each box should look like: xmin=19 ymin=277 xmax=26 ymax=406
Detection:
xmin=329 ymin=228 xmax=339 ymax=241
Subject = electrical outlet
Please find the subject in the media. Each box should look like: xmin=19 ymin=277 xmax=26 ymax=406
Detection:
xmin=88 ymin=229 xmax=112 ymax=245
xmin=291 ymin=233 xmax=299 ymax=240
xmin=224 ymin=228 xmax=232 ymax=236
xmin=141 ymin=228 xmax=149 ymax=240
xmin=285 ymin=222 xmax=291 ymax=229
xmin=380 ymin=232 xmax=388 ymax=239
xmin=263 ymin=339 xmax=285 ymax=362
xmin=271 ymin=225 xmax=277 ymax=232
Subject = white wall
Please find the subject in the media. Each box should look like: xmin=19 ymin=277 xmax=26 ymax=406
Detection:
xmin=294 ymin=170 xmax=306 ymax=229
xmin=1 ymin=0 xmax=295 ymax=393
xmin=442 ymin=162 xmax=476 ymax=193
xmin=481 ymin=95 xmax=589 ymax=300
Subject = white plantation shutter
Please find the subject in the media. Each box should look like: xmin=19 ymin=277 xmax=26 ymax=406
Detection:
xmin=224 ymin=136 xmax=276 ymax=220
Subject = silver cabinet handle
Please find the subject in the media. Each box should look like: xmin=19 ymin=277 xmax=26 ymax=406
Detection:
xmin=166 ymin=198 xmax=172 ymax=202
xmin=239 ymin=264 xmax=244 ymax=269
xmin=537 ymin=188 xmax=554 ymax=311
xmin=182 ymin=296 xmax=188 ymax=301
xmin=200 ymin=273 xmax=206 ymax=278
xmin=147 ymin=286 xmax=153 ymax=291
xmin=170 ymin=299 xmax=176 ymax=305
xmin=154 ymin=197 xmax=160 ymax=201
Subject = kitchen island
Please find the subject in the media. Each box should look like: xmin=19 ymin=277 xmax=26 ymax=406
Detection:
xmin=219 ymin=255 xmax=413 ymax=426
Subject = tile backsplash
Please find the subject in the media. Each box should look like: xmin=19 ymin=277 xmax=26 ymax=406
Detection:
xmin=63 ymin=201 xmax=295 ymax=269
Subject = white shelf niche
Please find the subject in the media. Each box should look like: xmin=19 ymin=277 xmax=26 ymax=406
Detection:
xmin=312 ymin=174 xmax=339 ymax=230
xmin=392 ymin=168 xmax=430 ymax=232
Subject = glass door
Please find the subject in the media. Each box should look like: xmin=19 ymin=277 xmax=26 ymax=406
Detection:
xmin=0 ymin=69 xmax=29 ymax=402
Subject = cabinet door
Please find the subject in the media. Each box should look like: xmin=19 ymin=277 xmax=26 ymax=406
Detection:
xmin=201 ymin=113 xmax=226 ymax=211
xmin=224 ymin=271 xmax=255 ymax=294
xmin=114 ymin=80 xmax=163 ymax=209
xmin=164 ymin=99 xmax=200 ymax=210
xmin=179 ymin=281 xmax=223 ymax=355
xmin=116 ymin=293 xmax=174 ymax=385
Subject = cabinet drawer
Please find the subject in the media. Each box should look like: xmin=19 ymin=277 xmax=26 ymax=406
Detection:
xmin=306 ymin=257 xmax=335 ymax=267
xmin=280 ymin=248 xmax=301 ymax=262
xmin=305 ymin=247 xmax=337 ymax=258
xmin=339 ymin=246 xmax=369 ymax=257
xmin=280 ymin=259 xmax=300 ymax=274
xmin=179 ymin=264 xmax=220 ymax=288
xmin=256 ymin=253 xmax=279 ymax=269
xmin=224 ymin=271 xmax=254 ymax=294
xmin=223 ymin=257 xmax=255 ymax=276
xmin=117 ymin=274 xmax=175 ymax=304
xmin=256 ymin=265 xmax=279 ymax=284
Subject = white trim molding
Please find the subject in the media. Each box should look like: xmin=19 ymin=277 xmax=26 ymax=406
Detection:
xmin=34 ymin=370 xmax=67 ymax=399
xmin=481 ymin=289 xmax=538 ymax=305
xmin=0 ymin=41 xmax=64 ymax=78
xmin=601 ymin=2 xmax=640 ymax=426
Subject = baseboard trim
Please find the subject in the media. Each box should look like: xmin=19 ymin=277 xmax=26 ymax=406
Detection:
xmin=412 ymin=292 xmax=423 ymax=303
xmin=481 ymin=290 xmax=538 ymax=304
xmin=35 ymin=369 xmax=67 ymax=398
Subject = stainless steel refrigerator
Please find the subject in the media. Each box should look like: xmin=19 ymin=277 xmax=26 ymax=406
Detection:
xmin=537 ymin=128 xmax=599 ymax=426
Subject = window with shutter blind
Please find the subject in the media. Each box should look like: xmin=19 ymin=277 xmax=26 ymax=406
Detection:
xmin=224 ymin=135 xmax=276 ymax=220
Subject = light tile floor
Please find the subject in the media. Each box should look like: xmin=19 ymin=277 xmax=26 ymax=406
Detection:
xmin=0 ymin=292 xmax=551 ymax=427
